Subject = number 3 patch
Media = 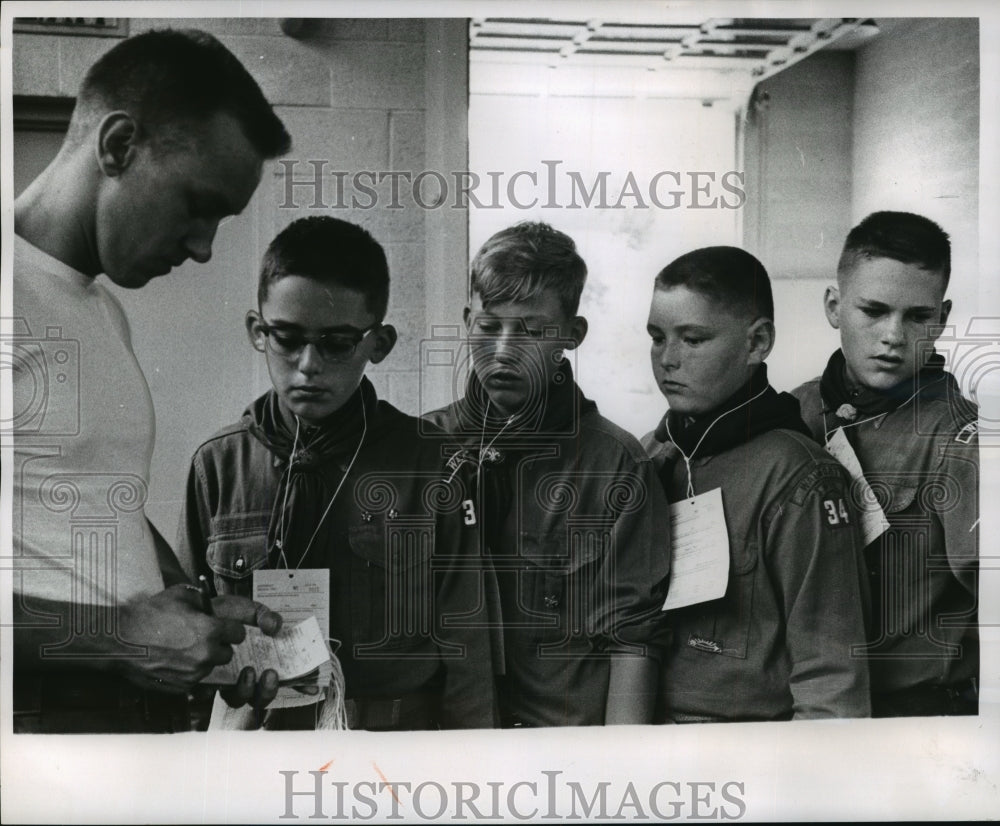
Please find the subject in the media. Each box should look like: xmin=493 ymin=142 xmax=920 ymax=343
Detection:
xmin=823 ymin=498 xmax=850 ymax=526
xmin=462 ymin=499 xmax=477 ymax=526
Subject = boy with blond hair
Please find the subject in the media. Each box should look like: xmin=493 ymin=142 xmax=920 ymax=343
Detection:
xmin=426 ymin=221 xmax=672 ymax=727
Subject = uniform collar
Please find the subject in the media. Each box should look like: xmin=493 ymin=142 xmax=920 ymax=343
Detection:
xmin=819 ymin=348 xmax=948 ymax=424
xmin=653 ymin=365 xmax=811 ymax=458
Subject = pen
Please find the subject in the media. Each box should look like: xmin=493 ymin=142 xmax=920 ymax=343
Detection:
xmin=197 ymin=574 xmax=215 ymax=615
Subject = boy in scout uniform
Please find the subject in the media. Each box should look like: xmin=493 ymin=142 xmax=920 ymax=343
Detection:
xmin=793 ymin=211 xmax=979 ymax=716
xmin=644 ymin=246 xmax=871 ymax=721
xmin=177 ymin=216 xmax=496 ymax=729
xmin=425 ymin=221 xmax=672 ymax=726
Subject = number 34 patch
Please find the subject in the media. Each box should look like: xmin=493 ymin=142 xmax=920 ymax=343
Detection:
xmin=823 ymin=498 xmax=851 ymax=526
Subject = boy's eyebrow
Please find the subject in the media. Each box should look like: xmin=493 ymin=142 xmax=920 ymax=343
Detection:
xmin=857 ymin=297 xmax=937 ymax=313
xmin=478 ymin=309 xmax=555 ymax=321
xmin=645 ymin=322 xmax=714 ymax=334
xmin=264 ymin=319 xmax=370 ymax=334
xmin=674 ymin=323 xmax=714 ymax=334
xmin=476 ymin=312 xmax=560 ymax=326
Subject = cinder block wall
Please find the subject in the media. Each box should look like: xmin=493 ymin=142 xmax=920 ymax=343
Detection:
xmin=12 ymin=17 xmax=469 ymax=560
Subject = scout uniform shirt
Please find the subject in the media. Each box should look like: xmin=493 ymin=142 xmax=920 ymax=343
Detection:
xmin=177 ymin=379 xmax=496 ymax=729
xmin=425 ymin=363 xmax=672 ymax=727
xmin=793 ymin=350 xmax=979 ymax=705
xmin=643 ymin=366 xmax=871 ymax=721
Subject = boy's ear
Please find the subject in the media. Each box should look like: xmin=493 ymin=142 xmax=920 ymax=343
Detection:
xmin=245 ymin=310 xmax=267 ymax=352
xmin=940 ymin=298 xmax=953 ymax=326
xmin=564 ymin=315 xmax=588 ymax=349
xmin=96 ymin=112 xmax=140 ymax=177
xmin=747 ymin=317 xmax=775 ymax=365
xmin=462 ymin=305 xmax=471 ymax=331
xmin=823 ymin=285 xmax=841 ymax=329
xmin=368 ymin=324 xmax=397 ymax=365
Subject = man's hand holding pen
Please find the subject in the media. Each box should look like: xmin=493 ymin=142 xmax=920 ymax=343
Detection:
xmin=116 ymin=578 xmax=283 ymax=711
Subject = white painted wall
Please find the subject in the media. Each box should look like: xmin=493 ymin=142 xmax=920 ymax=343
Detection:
xmin=469 ymin=89 xmax=740 ymax=437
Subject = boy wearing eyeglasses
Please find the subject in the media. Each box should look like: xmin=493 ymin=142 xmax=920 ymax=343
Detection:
xmin=424 ymin=221 xmax=672 ymax=727
xmin=177 ymin=216 xmax=496 ymax=730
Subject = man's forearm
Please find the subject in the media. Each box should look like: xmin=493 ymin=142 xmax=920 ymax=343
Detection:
xmin=13 ymin=591 xmax=131 ymax=673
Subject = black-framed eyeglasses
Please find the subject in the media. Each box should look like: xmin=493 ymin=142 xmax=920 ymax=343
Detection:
xmin=254 ymin=320 xmax=379 ymax=363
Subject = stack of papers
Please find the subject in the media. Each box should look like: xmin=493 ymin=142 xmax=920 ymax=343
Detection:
xmin=203 ymin=615 xmax=334 ymax=708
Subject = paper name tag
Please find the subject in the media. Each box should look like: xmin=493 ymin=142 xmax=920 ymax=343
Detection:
xmin=251 ymin=568 xmax=333 ymax=709
xmin=824 ymin=428 xmax=891 ymax=546
xmin=253 ymin=568 xmax=330 ymax=639
xmin=662 ymin=487 xmax=731 ymax=611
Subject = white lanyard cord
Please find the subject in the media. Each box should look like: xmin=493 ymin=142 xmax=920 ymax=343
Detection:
xmin=821 ymin=377 xmax=939 ymax=442
xmin=474 ymin=398 xmax=514 ymax=483
xmin=665 ymin=383 xmax=770 ymax=499
xmin=274 ymin=416 xmax=302 ymax=569
xmin=275 ymin=396 xmax=369 ymax=570
xmin=299 ymin=399 xmax=367 ymax=565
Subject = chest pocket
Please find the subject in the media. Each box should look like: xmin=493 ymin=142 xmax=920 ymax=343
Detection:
xmin=674 ymin=535 xmax=758 ymax=661
xmin=349 ymin=520 xmax=435 ymax=655
xmin=873 ymin=480 xmax=920 ymax=516
xmin=516 ymin=528 xmax=609 ymax=647
xmin=862 ymin=480 xmax=924 ymax=586
xmin=205 ymin=513 xmax=270 ymax=598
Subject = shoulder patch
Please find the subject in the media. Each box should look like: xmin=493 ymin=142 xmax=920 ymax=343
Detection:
xmin=820 ymin=495 xmax=852 ymax=528
xmin=789 ymin=461 xmax=848 ymax=506
xmin=446 ymin=448 xmax=475 ymax=472
xmin=955 ymin=421 xmax=978 ymax=444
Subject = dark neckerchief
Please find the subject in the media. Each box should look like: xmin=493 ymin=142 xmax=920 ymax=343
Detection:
xmin=453 ymin=359 xmax=597 ymax=441
xmin=819 ymin=348 xmax=947 ymax=424
xmin=245 ymin=379 xmax=376 ymax=567
xmin=652 ymin=365 xmax=811 ymax=460
xmin=455 ymin=361 xmax=598 ymax=555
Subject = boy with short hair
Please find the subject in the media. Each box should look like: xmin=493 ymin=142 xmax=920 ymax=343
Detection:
xmin=12 ymin=27 xmax=291 ymax=733
xmin=643 ymin=246 xmax=870 ymax=721
xmin=177 ymin=216 xmax=496 ymax=729
xmin=425 ymin=221 xmax=672 ymax=727
xmin=792 ymin=211 xmax=979 ymax=717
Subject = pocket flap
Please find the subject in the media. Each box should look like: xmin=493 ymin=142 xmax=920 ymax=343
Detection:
xmin=873 ymin=481 xmax=919 ymax=514
xmin=519 ymin=528 xmax=607 ymax=572
xmin=205 ymin=535 xmax=267 ymax=580
xmin=348 ymin=522 xmax=432 ymax=570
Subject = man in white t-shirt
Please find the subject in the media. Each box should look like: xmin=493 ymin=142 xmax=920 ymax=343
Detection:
xmin=10 ymin=28 xmax=292 ymax=732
